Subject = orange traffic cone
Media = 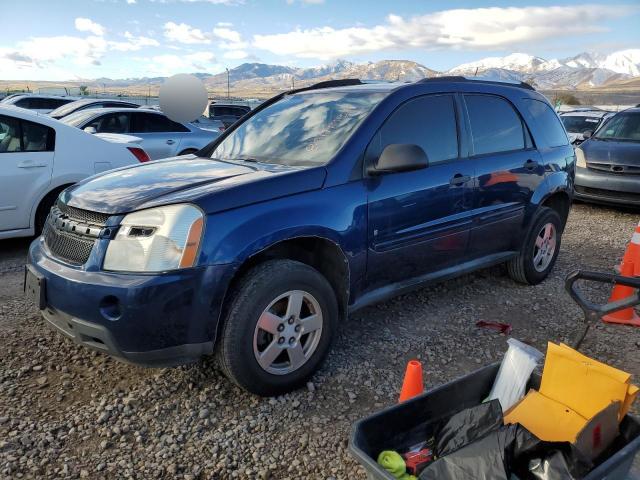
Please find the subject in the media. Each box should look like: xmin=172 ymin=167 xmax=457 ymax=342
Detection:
xmin=398 ymin=360 xmax=424 ymax=403
xmin=617 ymin=222 xmax=640 ymax=276
xmin=603 ymin=260 xmax=640 ymax=327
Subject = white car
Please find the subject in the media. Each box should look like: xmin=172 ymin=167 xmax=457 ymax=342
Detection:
xmin=60 ymin=108 xmax=220 ymax=159
xmin=0 ymin=106 xmax=149 ymax=239
xmin=1 ymin=94 xmax=79 ymax=114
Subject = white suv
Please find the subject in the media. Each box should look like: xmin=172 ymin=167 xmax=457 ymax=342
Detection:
xmin=0 ymin=106 xmax=149 ymax=239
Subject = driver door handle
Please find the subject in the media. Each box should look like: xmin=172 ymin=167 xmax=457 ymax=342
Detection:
xmin=166 ymin=139 xmax=175 ymax=145
xmin=524 ymin=159 xmax=539 ymax=170
xmin=450 ymin=173 xmax=471 ymax=186
xmin=17 ymin=160 xmax=47 ymax=168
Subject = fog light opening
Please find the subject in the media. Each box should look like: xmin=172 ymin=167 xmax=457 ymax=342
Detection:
xmin=99 ymin=295 xmax=122 ymax=321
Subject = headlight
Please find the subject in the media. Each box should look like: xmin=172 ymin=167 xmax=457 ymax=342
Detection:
xmin=575 ymin=148 xmax=586 ymax=168
xmin=104 ymin=204 xmax=204 ymax=272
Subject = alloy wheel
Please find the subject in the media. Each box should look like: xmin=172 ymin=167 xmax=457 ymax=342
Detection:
xmin=252 ymin=290 xmax=323 ymax=375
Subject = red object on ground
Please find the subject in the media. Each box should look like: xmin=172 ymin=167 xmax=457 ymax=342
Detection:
xmin=476 ymin=320 xmax=512 ymax=335
xmin=603 ymin=260 xmax=640 ymax=327
xmin=398 ymin=360 xmax=424 ymax=403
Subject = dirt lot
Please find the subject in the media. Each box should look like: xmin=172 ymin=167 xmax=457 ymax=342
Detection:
xmin=1 ymin=202 xmax=639 ymax=479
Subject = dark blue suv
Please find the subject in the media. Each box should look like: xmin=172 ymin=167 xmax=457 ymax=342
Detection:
xmin=26 ymin=78 xmax=574 ymax=395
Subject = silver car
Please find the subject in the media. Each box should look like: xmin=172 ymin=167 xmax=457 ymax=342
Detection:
xmin=60 ymin=108 xmax=220 ymax=159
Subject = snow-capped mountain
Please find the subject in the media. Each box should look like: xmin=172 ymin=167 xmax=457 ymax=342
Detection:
xmin=446 ymin=49 xmax=640 ymax=88
xmin=47 ymin=48 xmax=639 ymax=94
xmin=448 ymin=53 xmax=556 ymax=75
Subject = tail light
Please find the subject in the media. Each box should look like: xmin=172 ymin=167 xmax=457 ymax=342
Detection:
xmin=127 ymin=147 xmax=150 ymax=163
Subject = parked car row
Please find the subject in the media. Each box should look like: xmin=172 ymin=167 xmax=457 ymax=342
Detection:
xmin=559 ymin=109 xmax=615 ymax=145
xmin=0 ymin=105 xmax=148 ymax=239
xmin=59 ymin=108 xmax=219 ymax=159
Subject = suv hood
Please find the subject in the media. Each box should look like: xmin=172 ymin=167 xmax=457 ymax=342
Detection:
xmin=63 ymin=156 xmax=327 ymax=214
xmin=581 ymin=138 xmax=640 ymax=166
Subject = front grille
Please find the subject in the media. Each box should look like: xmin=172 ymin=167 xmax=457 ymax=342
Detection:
xmin=587 ymin=162 xmax=640 ymax=176
xmin=43 ymin=201 xmax=111 ymax=265
xmin=575 ymin=186 xmax=640 ymax=203
xmin=43 ymin=222 xmax=97 ymax=265
xmin=56 ymin=200 xmax=111 ymax=225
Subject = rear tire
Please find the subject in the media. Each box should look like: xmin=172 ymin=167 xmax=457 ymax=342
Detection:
xmin=217 ymin=260 xmax=338 ymax=396
xmin=507 ymin=207 xmax=562 ymax=285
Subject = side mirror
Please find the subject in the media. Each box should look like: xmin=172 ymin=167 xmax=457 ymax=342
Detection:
xmin=368 ymin=144 xmax=429 ymax=175
xmin=582 ymin=129 xmax=593 ymax=139
xmin=84 ymin=126 xmax=97 ymax=134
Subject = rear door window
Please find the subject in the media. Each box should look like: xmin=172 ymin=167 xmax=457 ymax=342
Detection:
xmin=22 ymin=119 xmax=55 ymax=151
xmin=132 ymin=113 xmax=189 ymax=133
xmin=372 ymin=94 xmax=459 ymax=165
xmin=0 ymin=115 xmax=22 ymax=152
xmin=88 ymin=113 xmax=131 ymax=134
xmin=464 ymin=95 xmax=525 ymax=155
xmin=524 ymin=99 xmax=569 ymax=147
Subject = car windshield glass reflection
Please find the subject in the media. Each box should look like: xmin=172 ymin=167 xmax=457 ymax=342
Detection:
xmin=210 ymin=91 xmax=385 ymax=167
xmin=594 ymin=113 xmax=640 ymax=141
xmin=61 ymin=110 xmax=99 ymax=127
xmin=561 ymin=116 xmax=601 ymax=133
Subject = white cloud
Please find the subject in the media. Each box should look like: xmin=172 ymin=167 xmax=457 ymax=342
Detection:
xmin=254 ymin=4 xmax=636 ymax=59
xmin=126 ymin=0 xmax=137 ymax=4
xmin=286 ymin=0 xmax=325 ymax=4
xmin=151 ymin=0 xmax=243 ymax=4
xmin=149 ymin=51 xmax=218 ymax=75
xmin=109 ymin=32 xmax=160 ymax=51
xmin=75 ymin=17 xmax=106 ymax=37
xmin=213 ymin=27 xmax=241 ymax=43
xmin=223 ymin=50 xmax=248 ymax=59
xmin=163 ymin=21 xmax=247 ymax=51
xmin=164 ymin=21 xmax=211 ymax=44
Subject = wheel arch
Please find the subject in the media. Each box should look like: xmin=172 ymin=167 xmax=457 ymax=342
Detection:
xmin=30 ymin=181 xmax=76 ymax=230
xmin=216 ymin=235 xmax=351 ymax=342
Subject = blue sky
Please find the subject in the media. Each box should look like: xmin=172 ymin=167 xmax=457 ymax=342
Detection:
xmin=1 ymin=0 xmax=639 ymax=80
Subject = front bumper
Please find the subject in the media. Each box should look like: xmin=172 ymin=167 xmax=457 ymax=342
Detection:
xmin=574 ymin=166 xmax=640 ymax=206
xmin=28 ymin=237 xmax=235 ymax=367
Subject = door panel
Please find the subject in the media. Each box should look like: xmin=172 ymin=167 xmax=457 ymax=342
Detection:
xmin=365 ymin=94 xmax=474 ymax=290
xmin=367 ymin=162 xmax=474 ymax=289
xmin=470 ymin=149 xmax=543 ymax=255
xmin=462 ymin=94 xmax=545 ymax=257
xmin=132 ymin=113 xmax=184 ymax=159
xmin=0 ymin=116 xmax=54 ymax=231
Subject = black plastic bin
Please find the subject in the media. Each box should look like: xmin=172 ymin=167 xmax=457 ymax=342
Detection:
xmin=349 ymin=363 xmax=640 ymax=479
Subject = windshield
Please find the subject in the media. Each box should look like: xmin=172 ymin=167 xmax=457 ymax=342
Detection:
xmin=60 ymin=109 xmax=99 ymax=127
xmin=561 ymin=115 xmax=602 ymax=133
xmin=210 ymin=91 xmax=385 ymax=167
xmin=594 ymin=113 xmax=640 ymax=141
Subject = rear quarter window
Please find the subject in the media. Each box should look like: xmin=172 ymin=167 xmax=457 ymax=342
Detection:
xmin=523 ymin=99 xmax=569 ymax=148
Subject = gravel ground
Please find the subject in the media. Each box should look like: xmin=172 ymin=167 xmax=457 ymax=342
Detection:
xmin=1 ymin=202 xmax=639 ymax=479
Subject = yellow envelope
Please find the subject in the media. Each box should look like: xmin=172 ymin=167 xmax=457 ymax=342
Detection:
xmin=622 ymin=384 xmax=640 ymax=418
xmin=540 ymin=343 xmax=630 ymax=419
xmin=504 ymin=390 xmax=586 ymax=442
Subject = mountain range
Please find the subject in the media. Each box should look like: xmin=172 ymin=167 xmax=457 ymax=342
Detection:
xmin=68 ymin=48 xmax=640 ymax=93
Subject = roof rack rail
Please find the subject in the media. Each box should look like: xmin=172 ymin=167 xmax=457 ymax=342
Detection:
xmin=304 ymin=79 xmax=363 ymax=90
xmin=417 ymin=76 xmax=535 ymax=91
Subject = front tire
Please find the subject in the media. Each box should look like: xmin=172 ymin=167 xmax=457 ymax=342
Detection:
xmin=507 ymin=207 xmax=562 ymax=285
xmin=217 ymin=260 xmax=338 ymax=396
